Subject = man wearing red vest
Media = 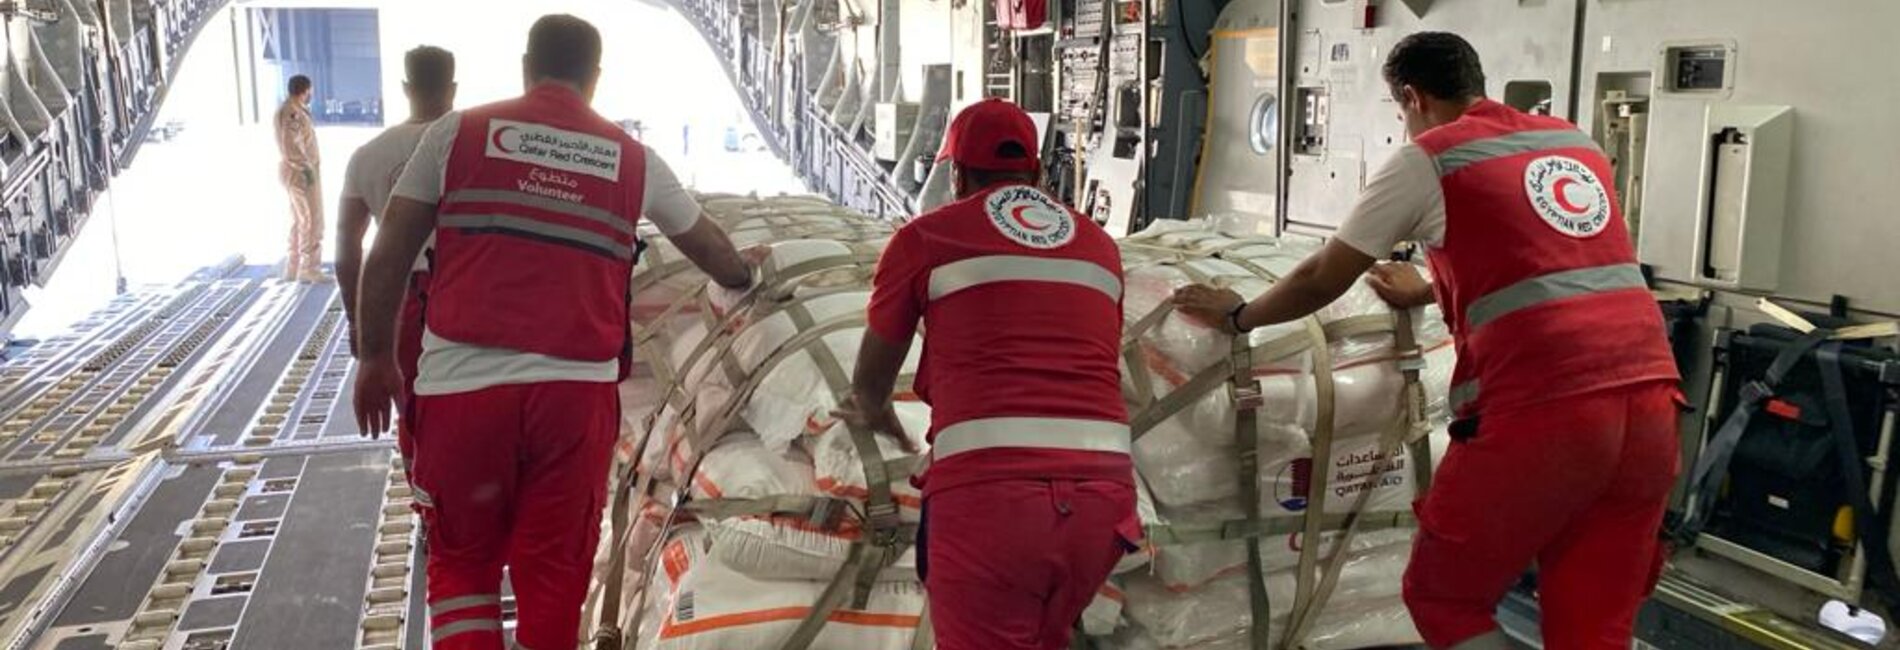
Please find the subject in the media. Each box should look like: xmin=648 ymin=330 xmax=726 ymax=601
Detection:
xmin=351 ymin=15 xmax=757 ymax=650
xmin=844 ymin=98 xmax=1139 ymax=650
xmin=1174 ymin=32 xmax=1679 ymax=649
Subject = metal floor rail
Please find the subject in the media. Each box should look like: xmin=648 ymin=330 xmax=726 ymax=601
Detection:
xmin=0 ymin=265 xmax=422 ymax=650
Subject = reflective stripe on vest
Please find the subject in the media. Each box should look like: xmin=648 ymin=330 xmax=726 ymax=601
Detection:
xmin=441 ymin=213 xmax=634 ymax=261
xmin=444 ymin=188 xmax=636 ymax=235
xmin=932 ymin=417 xmax=1131 ymax=460
xmin=926 ymin=255 xmax=1122 ymax=302
xmin=1448 ymin=379 xmax=1481 ymax=415
xmin=1464 ymin=263 xmax=1647 ymax=332
xmin=1433 ymin=128 xmax=1602 ymax=177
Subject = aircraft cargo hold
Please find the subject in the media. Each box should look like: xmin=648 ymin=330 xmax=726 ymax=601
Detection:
xmin=588 ymin=193 xmax=1456 ymax=649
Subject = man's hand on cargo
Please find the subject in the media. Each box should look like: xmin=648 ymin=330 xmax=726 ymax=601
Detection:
xmin=832 ymin=394 xmax=918 ymax=453
xmin=1171 ymin=284 xmax=1247 ymax=334
xmin=1174 ymin=240 xmax=1382 ymax=334
xmin=1365 ymin=262 xmax=1435 ymax=309
xmin=707 ymin=245 xmax=772 ymax=323
xmin=674 ymin=216 xmax=757 ymax=289
xmin=353 ymin=355 xmax=402 ymax=439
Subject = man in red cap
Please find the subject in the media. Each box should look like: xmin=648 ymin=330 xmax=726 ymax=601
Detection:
xmin=842 ymin=98 xmax=1138 ymax=650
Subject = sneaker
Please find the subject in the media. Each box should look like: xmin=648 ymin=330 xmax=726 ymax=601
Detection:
xmin=298 ymin=272 xmax=335 ymax=284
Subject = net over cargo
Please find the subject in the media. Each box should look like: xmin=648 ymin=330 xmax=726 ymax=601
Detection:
xmin=588 ymin=194 xmax=1455 ymax=650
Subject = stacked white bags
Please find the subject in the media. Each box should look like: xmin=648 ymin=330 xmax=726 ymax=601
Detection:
xmin=1100 ymin=223 xmax=1452 ymax=649
xmin=596 ymin=195 xmax=1456 ymax=650
xmin=604 ymin=194 xmax=932 ymax=650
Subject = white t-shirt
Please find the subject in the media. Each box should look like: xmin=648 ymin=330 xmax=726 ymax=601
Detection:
xmin=1332 ymin=144 xmax=1449 ymax=257
xmin=391 ymin=111 xmax=705 ymax=396
xmin=343 ymin=120 xmax=434 ymax=272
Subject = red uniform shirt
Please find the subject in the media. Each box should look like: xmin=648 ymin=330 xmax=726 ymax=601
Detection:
xmin=867 ymin=183 xmax=1130 ymax=495
xmin=1413 ymin=100 xmax=1677 ymax=417
xmin=425 ymin=84 xmax=646 ymax=376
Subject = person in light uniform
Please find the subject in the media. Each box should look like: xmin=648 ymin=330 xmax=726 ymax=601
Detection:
xmin=274 ymin=74 xmax=327 ymax=282
xmin=1173 ymin=32 xmax=1680 ymax=650
xmin=337 ymin=45 xmax=456 ymax=473
xmin=351 ymin=15 xmax=757 ymax=650
xmin=843 ymin=98 xmax=1139 ymax=650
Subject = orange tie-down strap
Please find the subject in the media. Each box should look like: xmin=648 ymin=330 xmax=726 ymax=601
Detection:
xmin=659 ymin=607 xmax=921 ymax=639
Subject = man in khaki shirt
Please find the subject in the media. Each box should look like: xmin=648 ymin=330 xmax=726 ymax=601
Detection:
xmin=275 ymin=74 xmax=328 ymax=282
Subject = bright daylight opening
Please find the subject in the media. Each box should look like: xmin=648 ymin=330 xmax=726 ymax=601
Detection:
xmin=15 ymin=0 xmax=802 ymax=338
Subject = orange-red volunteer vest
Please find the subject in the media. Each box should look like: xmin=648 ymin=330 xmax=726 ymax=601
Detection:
xmin=1412 ymin=100 xmax=1677 ymax=418
xmin=427 ymin=84 xmax=647 ymax=367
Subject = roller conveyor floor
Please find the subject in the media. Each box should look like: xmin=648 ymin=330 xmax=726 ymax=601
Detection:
xmin=0 ymin=264 xmax=427 ymax=650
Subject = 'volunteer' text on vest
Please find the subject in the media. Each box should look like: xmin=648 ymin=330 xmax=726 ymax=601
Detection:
xmin=1413 ymin=100 xmax=1677 ymax=417
xmin=426 ymin=84 xmax=648 ymax=365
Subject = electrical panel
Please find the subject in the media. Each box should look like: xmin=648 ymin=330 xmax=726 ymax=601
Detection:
xmin=1293 ymin=87 xmax=1328 ymax=155
xmin=1666 ymin=44 xmax=1732 ymax=93
xmin=1059 ymin=46 xmax=1101 ymax=121
xmin=1692 ymin=104 xmax=1793 ymax=292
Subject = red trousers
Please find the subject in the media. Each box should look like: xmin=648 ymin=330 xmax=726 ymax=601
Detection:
xmin=410 ymin=381 xmax=618 ymax=650
xmin=394 ymin=272 xmax=428 ymax=468
xmin=1403 ymin=381 xmax=1680 ymax=649
xmin=920 ymin=479 xmax=1138 ymax=650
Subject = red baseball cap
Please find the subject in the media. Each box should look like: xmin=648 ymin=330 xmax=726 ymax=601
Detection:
xmin=936 ymin=98 xmax=1039 ymax=173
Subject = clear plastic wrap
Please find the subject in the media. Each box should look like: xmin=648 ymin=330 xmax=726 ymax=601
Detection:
xmin=613 ymin=198 xmax=1457 ymax=650
xmin=1118 ymin=538 xmax=1420 ymax=650
xmin=1108 ymin=220 xmax=1456 ymax=647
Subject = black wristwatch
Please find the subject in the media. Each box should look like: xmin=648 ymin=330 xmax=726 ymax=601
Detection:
xmin=1227 ymin=302 xmax=1253 ymax=334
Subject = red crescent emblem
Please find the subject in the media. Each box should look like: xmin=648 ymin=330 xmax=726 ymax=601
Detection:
xmin=1551 ymin=177 xmax=1591 ymax=214
xmin=1010 ymin=205 xmax=1053 ymax=232
xmin=492 ymin=126 xmax=517 ymax=154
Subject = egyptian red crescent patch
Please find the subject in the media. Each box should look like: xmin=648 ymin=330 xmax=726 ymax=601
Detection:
xmin=1522 ymin=155 xmax=1612 ymax=238
xmin=984 ymin=187 xmax=1076 ymax=249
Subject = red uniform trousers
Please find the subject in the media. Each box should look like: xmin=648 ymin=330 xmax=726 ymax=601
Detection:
xmin=920 ymin=479 xmax=1136 ymax=650
xmin=394 ymin=271 xmax=428 ymax=469
xmin=410 ymin=381 xmax=617 ymax=650
xmin=1403 ymin=381 xmax=1680 ymax=649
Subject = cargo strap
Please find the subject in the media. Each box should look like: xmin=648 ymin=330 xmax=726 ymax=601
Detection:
xmin=598 ymin=231 xmax=885 ymax=648
xmin=1232 ymin=331 xmax=1274 ymax=650
xmin=1282 ymin=318 xmax=1337 ymax=648
xmin=1143 ymin=510 xmax=1418 ymax=546
xmin=1121 ymin=300 xmax=1176 ymax=410
xmin=682 ymin=495 xmax=856 ymax=530
xmin=650 ymin=254 xmax=878 ymax=466
xmin=775 ymin=298 xmax=921 ymax=650
xmin=1818 ymin=343 xmax=1900 ymax=604
xmin=910 ymin=602 xmax=934 ymax=650
xmin=1674 ymin=328 xmax=1831 ymax=543
xmin=1124 ymin=304 xmax=1428 ymax=649
xmin=1395 ymin=307 xmax=1435 ymax=496
xmin=592 ymin=466 xmax=634 ymax=650
xmin=1130 ymin=313 xmax=1396 ymax=441
xmin=1285 ymin=308 xmax=1435 ymax=647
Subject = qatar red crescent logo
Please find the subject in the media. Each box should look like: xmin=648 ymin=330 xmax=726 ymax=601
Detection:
xmin=491 ymin=126 xmax=520 ymax=154
xmin=1523 ymin=155 xmax=1612 ymax=238
xmin=985 ymin=187 xmax=1075 ymax=249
